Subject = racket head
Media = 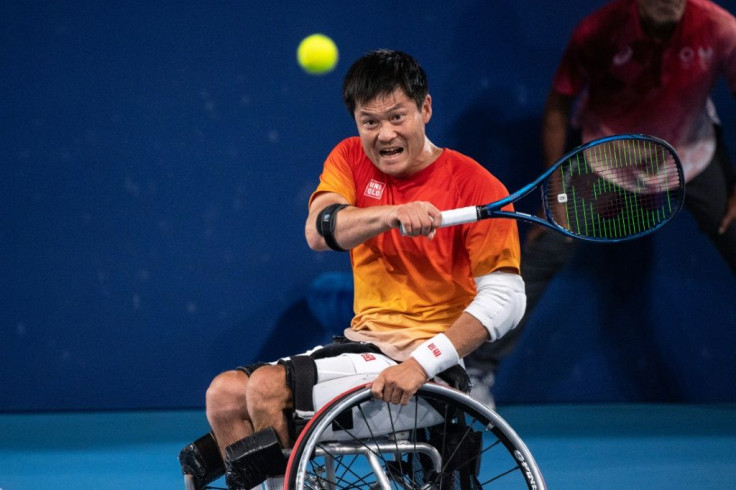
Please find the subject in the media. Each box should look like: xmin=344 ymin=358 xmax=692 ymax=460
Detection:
xmin=542 ymin=134 xmax=684 ymax=242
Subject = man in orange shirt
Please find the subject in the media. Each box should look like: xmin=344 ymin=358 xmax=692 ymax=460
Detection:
xmin=180 ymin=49 xmax=526 ymax=490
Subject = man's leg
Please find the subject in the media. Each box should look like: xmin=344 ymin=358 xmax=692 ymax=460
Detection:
xmin=222 ymin=365 xmax=291 ymax=490
xmin=245 ymin=364 xmax=292 ymax=447
xmin=179 ymin=369 xmax=255 ymax=490
xmin=206 ymin=370 xmax=255 ymax=457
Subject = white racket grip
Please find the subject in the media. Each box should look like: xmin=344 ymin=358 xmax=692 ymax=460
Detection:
xmin=439 ymin=206 xmax=479 ymax=228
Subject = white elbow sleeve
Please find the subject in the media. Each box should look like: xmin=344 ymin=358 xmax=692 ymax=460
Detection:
xmin=464 ymin=271 xmax=526 ymax=342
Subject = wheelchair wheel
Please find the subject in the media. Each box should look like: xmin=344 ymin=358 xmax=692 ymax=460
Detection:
xmin=284 ymin=382 xmax=545 ymax=489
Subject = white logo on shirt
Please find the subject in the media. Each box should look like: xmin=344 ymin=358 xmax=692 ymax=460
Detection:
xmin=613 ymin=46 xmax=632 ymax=66
xmin=364 ymin=179 xmax=385 ymax=199
xmin=698 ymin=46 xmax=713 ymax=69
xmin=680 ymin=47 xmax=695 ymax=65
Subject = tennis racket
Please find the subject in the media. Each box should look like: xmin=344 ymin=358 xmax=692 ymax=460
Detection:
xmin=439 ymin=134 xmax=684 ymax=242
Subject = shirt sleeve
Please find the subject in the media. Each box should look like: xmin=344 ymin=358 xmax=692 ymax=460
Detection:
xmin=308 ymin=138 xmax=358 ymax=207
xmin=716 ymin=9 xmax=736 ymax=96
xmin=459 ymin=164 xmax=521 ymax=277
xmin=552 ymin=23 xmax=591 ymax=97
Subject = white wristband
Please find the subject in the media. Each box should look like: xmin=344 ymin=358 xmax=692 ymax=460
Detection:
xmin=409 ymin=333 xmax=460 ymax=379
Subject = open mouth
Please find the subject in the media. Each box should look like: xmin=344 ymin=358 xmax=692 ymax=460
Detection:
xmin=379 ymin=147 xmax=404 ymax=157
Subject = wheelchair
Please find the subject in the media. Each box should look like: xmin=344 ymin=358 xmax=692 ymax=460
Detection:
xmin=282 ymin=381 xmax=545 ymax=489
xmin=183 ymin=378 xmax=545 ymax=489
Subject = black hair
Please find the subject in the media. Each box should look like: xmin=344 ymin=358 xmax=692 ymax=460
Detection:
xmin=342 ymin=49 xmax=429 ymax=116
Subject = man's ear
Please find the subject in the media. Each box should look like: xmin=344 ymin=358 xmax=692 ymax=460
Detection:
xmin=422 ymin=94 xmax=433 ymax=124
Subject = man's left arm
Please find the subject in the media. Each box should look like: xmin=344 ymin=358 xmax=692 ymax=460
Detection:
xmin=370 ymin=268 xmax=526 ymax=405
xmin=369 ymin=312 xmax=489 ymax=406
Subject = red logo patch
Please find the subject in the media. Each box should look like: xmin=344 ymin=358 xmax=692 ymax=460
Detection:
xmin=427 ymin=343 xmax=441 ymax=357
xmin=361 ymin=353 xmax=376 ymax=361
xmin=364 ymin=179 xmax=385 ymax=199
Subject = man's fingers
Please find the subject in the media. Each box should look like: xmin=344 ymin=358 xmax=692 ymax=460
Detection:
xmin=383 ymin=386 xmax=405 ymax=405
xmin=369 ymin=377 xmax=384 ymax=399
xmin=398 ymin=203 xmax=439 ymax=237
xmin=372 ymin=378 xmax=400 ymax=404
xmin=371 ymin=374 xmax=408 ymax=404
xmin=399 ymin=391 xmax=411 ymax=406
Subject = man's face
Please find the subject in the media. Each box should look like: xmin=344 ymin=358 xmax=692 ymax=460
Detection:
xmin=638 ymin=0 xmax=687 ymax=26
xmin=353 ymin=88 xmax=433 ymax=179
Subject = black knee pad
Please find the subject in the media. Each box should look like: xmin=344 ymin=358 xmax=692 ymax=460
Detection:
xmin=279 ymin=355 xmax=318 ymax=440
xmin=179 ymin=431 xmax=225 ymax=489
xmin=280 ymin=355 xmax=318 ymax=412
xmin=235 ymin=361 xmax=269 ymax=376
xmin=225 ymin=427 xmax=287 ymax=489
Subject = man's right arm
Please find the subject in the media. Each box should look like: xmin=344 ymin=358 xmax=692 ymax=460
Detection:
xmin=305 ymin=192 xmax=442 ymax=252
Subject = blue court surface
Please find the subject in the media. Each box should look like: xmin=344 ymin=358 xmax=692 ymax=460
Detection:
xmin=1 ymin=403 xmax=735 ymax=489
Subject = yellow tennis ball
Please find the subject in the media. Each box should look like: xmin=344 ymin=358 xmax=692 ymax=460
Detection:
xmin=297 ymin=34 xmax=339 ymax=75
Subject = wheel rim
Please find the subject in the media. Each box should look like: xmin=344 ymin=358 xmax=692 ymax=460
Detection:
xmin=286 ymin=383 xmax=545 ymax=489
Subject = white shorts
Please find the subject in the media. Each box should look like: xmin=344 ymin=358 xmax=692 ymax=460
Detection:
xmin=314 ymin=351 xmax=397 ymax=383
xmin=265 ymin=350 xmax=396 ymax=418
xmin=309 ymin=353 xmax=443 ymax=441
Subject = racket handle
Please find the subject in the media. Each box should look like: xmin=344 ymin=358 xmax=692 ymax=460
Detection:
xmin=439 ymin=206 xmax=480 ymax=228
xmin=399 ymin=206 xmax=480 ymax=235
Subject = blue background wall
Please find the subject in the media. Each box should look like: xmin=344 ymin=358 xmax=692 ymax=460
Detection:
xmin=3 ymin=0 xmax=735 ymax=411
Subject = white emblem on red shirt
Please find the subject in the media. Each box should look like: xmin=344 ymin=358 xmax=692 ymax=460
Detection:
xmin=698 ymin=46 xmax=713 ymax=69
xmin=613 ymin=46 xmax=632 ymax=66
xmin=680 ymin=47 xmax=695 ymax=65
xmin=364 ymin=179 xmax=385 ymax=199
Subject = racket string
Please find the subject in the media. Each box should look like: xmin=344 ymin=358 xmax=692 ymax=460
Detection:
xmin=544 ymin=137 xmax=683 ymax=240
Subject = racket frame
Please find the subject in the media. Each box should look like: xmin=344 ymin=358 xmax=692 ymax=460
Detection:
xmin=440 ymin=134 xmax=684 ymax=242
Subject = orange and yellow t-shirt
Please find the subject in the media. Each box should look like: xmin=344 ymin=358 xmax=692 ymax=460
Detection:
xmin=310 ymin=137 xmax=521 ymax=360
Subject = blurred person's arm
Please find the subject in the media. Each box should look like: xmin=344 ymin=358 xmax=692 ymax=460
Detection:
xmin=530 ymin=90 xmax=576 ymax=242
xmin=541 ymin=90 xmax=575 ymax=168
xmin=719 ymin=183 xmax=736 ymax=234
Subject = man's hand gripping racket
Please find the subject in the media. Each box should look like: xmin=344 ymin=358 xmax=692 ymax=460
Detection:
xmin=432 ymin=134 xmax=684 ymax=242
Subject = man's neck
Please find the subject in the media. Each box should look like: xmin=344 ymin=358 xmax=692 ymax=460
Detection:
xmin=640 ymin=16 xmax=678 ymax=43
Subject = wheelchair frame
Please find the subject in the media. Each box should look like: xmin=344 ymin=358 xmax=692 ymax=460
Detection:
xmin=283 ymin=382 xmax=546 ymax=489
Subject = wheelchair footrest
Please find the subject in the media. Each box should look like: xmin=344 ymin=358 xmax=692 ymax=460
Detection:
xmin=225 ymin=427 xmax=287 ymax=490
